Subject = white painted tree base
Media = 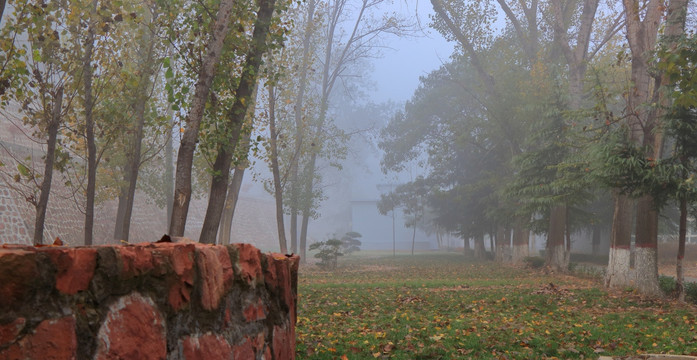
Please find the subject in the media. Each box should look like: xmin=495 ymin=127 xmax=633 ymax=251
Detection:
xmin=548 ymin=244 xmax=567 ymax=271
xmin=511 ymin=245 xmax=529 ymax=264
xmin=605 ymin=247 xmax=633 ymax=289
xmin=635 ymin=247 xmax=662 ymax=297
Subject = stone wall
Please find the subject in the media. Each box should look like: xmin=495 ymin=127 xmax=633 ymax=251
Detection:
xmin=0 ymin=242 xmax=299 ymax=359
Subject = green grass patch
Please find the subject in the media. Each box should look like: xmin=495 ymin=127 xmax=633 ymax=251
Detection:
xmin=296 ymin=253 xmax=697 ymax=359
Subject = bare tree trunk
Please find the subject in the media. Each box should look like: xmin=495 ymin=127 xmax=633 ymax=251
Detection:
xmin=606 ymin=191 xmax=634 ymax=288
xmin=463 ymin=236 xmax=471 ymax=256
xmin=411 ymin=223 xmax=416 ymax=255
xmin=677 ymin=196 xmax=687 ymax=301
xmin=34 ymin=86 xmax=64 ymax=245
xmin=218 ymin=168 xmax=245 ymax=245
xmin=200 ymin=147 xmax=234 ymax=243
xmin=619 ymin=0 xmax=676 ymax=296
xmin=198 ymin=0 xmax=277 ymax=243
xmin=289 ymin=0 xmax=316 ymax=254
xmin=495 ymin=226 xmax=507 ymax=262
xmin=169 ymin=0 xmax=236 ymax=236
xmin=0 ymin=0 xmax=6 ymax=28
xmin=165 ymin=113 xmax=174 ymax=230
xmin=82 ymin=0 xmax=98 ymax=245
xmin=474 ymin=234 xmax=485 ymax=259
xmin=547 ymin=204 xmax=567 ymax=270
xmin=635 ymin=195 xmax=662 ymax=296
xmin=512 ymin=220 xmax=529 ymax=263
xmin=114 ymin=73 xmax=150 ymax=241
xmin=217 ymin=91 xmax=256 ymax=245
xmin=268 ymin=84 xmax=288 ymax=252
xmin=300 ymin=200 xmax=310 ymax=259
xmin=114 ymin=13 xmax=157 ymax=241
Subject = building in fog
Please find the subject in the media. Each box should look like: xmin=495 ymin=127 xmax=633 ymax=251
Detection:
xmin=350 ymin=184 xmax=439 ymax=251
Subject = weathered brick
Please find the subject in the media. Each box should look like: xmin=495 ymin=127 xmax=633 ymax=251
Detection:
xmin=234 ymin=243 xmax=263 ymax=287
xmin=195 ymin=245 xmax=226 ymax=311
xmin=0 ymin=317 xmax=25 ymax=348
xmin=232 ymin=333 xmax=265 ymax=360
xmin=149 ymin=243 xmax=195 ymax=311
xmin=181 ymin=333 xmax=232 ymax=360
xmin=1 ymin=317 xmax=77 ymax=360
xmin=118 ymin=245 xmax=154 ymax=277
xmin=0 ymin=249 xmax=38 ymax=310
xmin=243 ymin=298 xmax=267 ymax=322
xmin=95 ymin=293 xmax=166 ymax=360
xmin=265 ymin=254 xmax=294 ymax=317
xmin=273 ymin=324 xmax=294 ymax=360
xmin=43 ymin=247 xmax=97 ymax=295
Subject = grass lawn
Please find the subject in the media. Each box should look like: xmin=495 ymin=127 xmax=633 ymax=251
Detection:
xmin=295 ymin=252 xmax=697 ymax=359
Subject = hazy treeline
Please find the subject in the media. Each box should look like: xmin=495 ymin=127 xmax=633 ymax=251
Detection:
xmin=378 ymin=0 xmax=695 ymax=300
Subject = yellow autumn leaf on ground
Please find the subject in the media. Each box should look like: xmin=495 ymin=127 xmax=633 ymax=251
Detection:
xmin=430 ymin=334 xmax=443 ymax=341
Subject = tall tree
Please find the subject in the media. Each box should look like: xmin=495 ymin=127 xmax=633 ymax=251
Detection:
xmin=289 ymin=0 xmax=316 ymax=254
xmin=169 ymin=0 xmax=237 ymax=237
xmin=296 ymin=0 xmax=411 ymax=259
xmin=266 ymin=84 xmax=289 ymax=251
xmin=0 ymin=1 xmax=79 ymax=244
xmin=198 ymin=0 xmax=282 ymax=243
xmin=113 ymin=2 xmax=163 ymax=241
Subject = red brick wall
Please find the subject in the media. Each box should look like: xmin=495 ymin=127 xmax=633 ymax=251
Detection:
xmin=0 ymin=242 xmax=298 ymax=359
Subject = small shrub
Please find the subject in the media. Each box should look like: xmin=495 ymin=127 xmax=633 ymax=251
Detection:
xmin=524 ymin=256 xmax=545 ymax=269
xmin=341 ymin=231 xmax=362 ymax=255
xmin=658 ymin=276 xmax=697 ymax=304
xmin=309 ymin=239 xmax=343 ymax=270
xmin=686 ymin=282 xmax=697 ymax=304
xmin=658 ymin=275 xmax=677 ymax=294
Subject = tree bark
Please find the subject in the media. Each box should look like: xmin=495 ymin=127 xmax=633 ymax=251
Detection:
xmin=512 ymin=220 xmax=529 ymax=263
xmin=34 ymin=86 xmax=64 ymax=245
xmin=199 ymin=147 xmax=234 ymax=243
xmin=657 ymin=0 xmax=689 ymax=301
xmin=218 ymin=167 xmax=245 ymax=245
xmin=411 ymin=222 xmax=416 ymax=255
xmin=289 ymin=0 xmax=316 ymax=254
xmin=592 ymin=223 xmax=601 ymax=256
xmin=268 ymin=85 xmax=288 ymax=253
xmin=82 ymin=0 xmax=98 ymax=245
xmin=0 ymin=0 xmax=6 ymax=28
xmin=113 ymin=18 xmax=157 ymax=242
xmin=198 ymin=0 xmax=278 ymax=243
xmin=299 ymin=198 xmax=310 ymax=259
xmin=605 ymin=191 xmax=634 ymax=288
xmin=474 ymin=234 xmax=486 ymax=259
xmin=620 ymin=0 xmax=673 ymax=297
xmin=547 ymin=204 xmax=568 ymax=271
xmin=169 ymin=0 xmax=236 ymax=236
xmin=495 ymin=226 xmax=509 ymax=262
xmin=677 ymin=195 xmax=687 ymax=301
xmin=217 ymin=96 xmax=256 ymax=244
xmin=635 ymin=195 xmax=662 ymax=296
xmin=165 ymin=112 xmax=174 ymax=230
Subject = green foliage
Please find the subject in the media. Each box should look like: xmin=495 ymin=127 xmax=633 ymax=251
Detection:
xmin=658 ymin=275 xmax=697 ymax=304
xmin=340 ymin=231 xmax=362 ymax=255
xmin=308 ymin=238 xmax=343 ymax=269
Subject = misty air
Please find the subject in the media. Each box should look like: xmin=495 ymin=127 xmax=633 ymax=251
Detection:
xmin=1 ymin=0 xmax=697 ymax=359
